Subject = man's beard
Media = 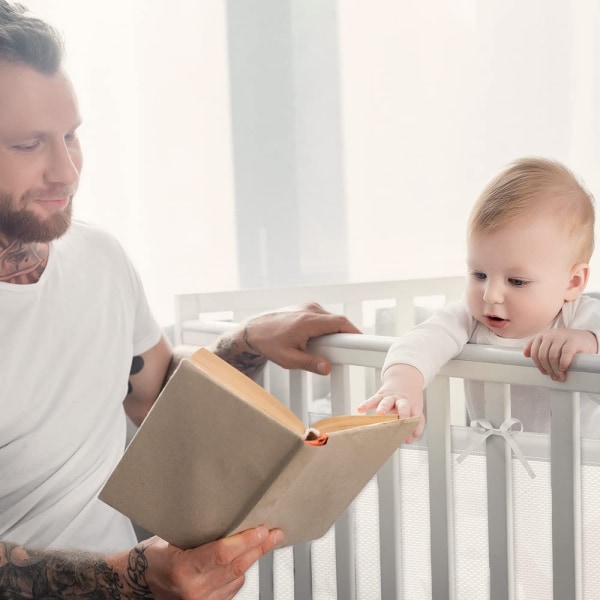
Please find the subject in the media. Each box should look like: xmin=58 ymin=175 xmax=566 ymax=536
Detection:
xmin=0 ymin=190 xmax=74 ymax=243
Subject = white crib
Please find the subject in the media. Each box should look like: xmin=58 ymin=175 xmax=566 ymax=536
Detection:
xmin=171 ymin=279 xmax=600 ymax=599
xmin=174 ymin=276 xmax=466 ymax=345
xmin=179 ymin=327 xmax=599 ymax=600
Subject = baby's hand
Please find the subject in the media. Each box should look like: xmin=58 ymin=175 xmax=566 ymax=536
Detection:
xmin=357 ymin=364 xmax=425 ymax=443
xmin=524 ymin=328 xmax=598 ymax=382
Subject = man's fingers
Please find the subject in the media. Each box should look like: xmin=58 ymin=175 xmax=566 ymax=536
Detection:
xmin=207 ymin=527 xmax=279 ymax=569
xmin=209 ymin=575 xmax=246 ymax=600
xmin=279 ymin=349 xmax=331 ymax=375
xmin=199 ymin=527 xmax=284 ymax=593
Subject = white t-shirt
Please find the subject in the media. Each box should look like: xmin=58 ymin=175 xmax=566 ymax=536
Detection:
xmin=383 ymin=296 xmax=600 ymax=437
xmin=0 ymin=221 xmax=162 ymax=552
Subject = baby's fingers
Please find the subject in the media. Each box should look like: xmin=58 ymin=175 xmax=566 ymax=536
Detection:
xmin=405 ymin=415 xmax=425 ymax=444
xmin=375 ymin=394 xmax=402 ymax=415
xmin=393 ymin=397 xmax=414 ymax=419
xmin=526 ymin=337 xmax=548 ymax=375
xmin=357 ymin=395 xmax=382 ymax=414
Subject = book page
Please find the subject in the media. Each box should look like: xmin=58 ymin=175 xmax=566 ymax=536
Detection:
xmin=190 ymin=348 xmax=306 ymax=434
xmin=312 ymin=413 xmax=404 ymax=433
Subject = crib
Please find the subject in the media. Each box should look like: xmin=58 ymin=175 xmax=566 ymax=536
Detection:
xmin=174 ymin=276 xmax=467 ymax=344
xmin=173 ymin=279 xmax=600 ymax=599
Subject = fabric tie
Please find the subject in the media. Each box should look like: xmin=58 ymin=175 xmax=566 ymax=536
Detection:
xmin=456 ymin=418 xmax=536 ymax=479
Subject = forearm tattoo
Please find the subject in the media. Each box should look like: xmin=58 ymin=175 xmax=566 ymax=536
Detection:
xmin=0 ymin=542 xmax=153 ymax=600
xmin=125 ymin=546 xmax=152 ymax=599
xmin=214 ymin=329 xmax=267 ymax=380
xmin=127 ymin=356 xmax=145 ymax=395
xmin=0 ymin=541 xmax=153 ymax=598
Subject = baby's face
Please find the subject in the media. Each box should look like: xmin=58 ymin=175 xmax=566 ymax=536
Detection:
xmin=466 ymin=217 xmax=580 ymax=339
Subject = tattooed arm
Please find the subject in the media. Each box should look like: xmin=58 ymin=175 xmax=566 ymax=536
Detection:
xmin=123 ymin=304 xmax=360 ymax=422
xmin=0 ymin=539 xmax=152 ymax=599
xmin=123 ymin=336 xmax=172 ymax=427
xmin=0 ymin=528 xmax=283 ymax=599
xmin=212 ymin=302 xmax=361 ymax=379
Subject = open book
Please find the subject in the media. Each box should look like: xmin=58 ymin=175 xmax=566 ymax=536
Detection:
xmin=100 ymin=348 xmax=420 ymax=549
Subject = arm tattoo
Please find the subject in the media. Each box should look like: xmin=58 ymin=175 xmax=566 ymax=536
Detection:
xmin=214 ymin=333 xmax=267 ymax=380
xmin=124 ymin=545 xmax=152 ymax=599
xmin=0 ymin=541 xmax=153 ymax=599
xmin=127 ymin=356 xmax=145 ymax=396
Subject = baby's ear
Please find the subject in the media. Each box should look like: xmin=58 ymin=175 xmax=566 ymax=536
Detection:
xmin=565 ymin=263 xmax=590 ymax=301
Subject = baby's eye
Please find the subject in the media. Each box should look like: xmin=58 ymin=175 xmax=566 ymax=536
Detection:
xmin=508 ymin=278 xmax=529 ymax=287
xmin=470 ymin=271 xmax=486 ymax=281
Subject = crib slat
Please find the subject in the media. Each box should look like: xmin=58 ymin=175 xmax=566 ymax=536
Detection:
xmin=426 ymin=375 xmax=455 ymax=600
xmin=288 ymin=370 xmax=310 ymax=440
xmin=288 ymin=370 xmax=314 ymax=596
xmin=331 ymin=365 xmax=356 ymax=599
xmin=550 ymin=390 xmax=582 ymax=600
xmin=484 ymin=382 xmax=514 ymax=600
xmin=259 ymin=553 xmax=275 ymax=600
xmin=293 ymin=543 xmax=313 ymax=599
xmin=378 ymin=452 xmax=401 ymax=599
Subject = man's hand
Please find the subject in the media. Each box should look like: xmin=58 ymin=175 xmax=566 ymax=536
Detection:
xmin=139 ymin=527 xmax=284 ymax=599
xmin=215 ymin=302 xmax=361 ymax=377
xmin=0 ymin=528 xmax=283 ymax=600
xmin=357 ymin=363 xmax=425 ymax=443
xmin=524 ymin=328 xmax=598 ymax=382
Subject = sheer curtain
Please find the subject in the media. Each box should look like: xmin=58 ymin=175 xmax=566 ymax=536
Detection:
xmin=20 ymin=0 xmax=600 ymax=325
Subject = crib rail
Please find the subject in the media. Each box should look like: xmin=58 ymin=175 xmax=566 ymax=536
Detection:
xmin=185 ymin=325 xmax=600 ymax=599
xmin=174 ymin=276 xmax=465 ymax=345
xmin=311 ymin=335 xmax=600 ymax=600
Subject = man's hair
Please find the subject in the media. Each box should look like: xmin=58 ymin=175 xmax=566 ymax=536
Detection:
xmin=0 ymin=0 xmax=63 ymax=73
xmin=468 ymin=157 xmax=595 ymax=262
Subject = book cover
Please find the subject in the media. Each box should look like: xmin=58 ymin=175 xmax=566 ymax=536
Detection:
xmin=99 ymin=349 xmax=419 ymax=548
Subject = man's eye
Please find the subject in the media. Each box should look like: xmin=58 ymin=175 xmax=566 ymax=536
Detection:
xmin=508 ymin=278 xmax=528 ymax=287
xmin=14 ymin=141 xmax=40 ymax=152
xmin=470 ymin=271 xmax=486 ymax=281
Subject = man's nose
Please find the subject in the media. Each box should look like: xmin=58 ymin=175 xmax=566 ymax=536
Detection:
xmin=44 ymin=140 xmax=80 ymax=186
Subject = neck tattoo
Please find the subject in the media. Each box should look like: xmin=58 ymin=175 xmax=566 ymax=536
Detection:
xmin=0 ymin=240 xmax=49 ymax=284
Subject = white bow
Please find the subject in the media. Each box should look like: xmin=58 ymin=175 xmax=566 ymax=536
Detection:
xmin=456 ymin=418 xmax=536 ymax=479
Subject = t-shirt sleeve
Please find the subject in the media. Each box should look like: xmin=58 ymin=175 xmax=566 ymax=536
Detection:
xmin=383 ymin=299 xmax=473 ymax=386
xmin=131 ymin=267 xmax=162 ymax=356
xmin=565 ymin=295 xmax=600 ymax=354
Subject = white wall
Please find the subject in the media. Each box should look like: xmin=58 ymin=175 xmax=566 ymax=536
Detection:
xmin=19 ymin=1 xmax=600 ymax=324
xmin=339 ymin=0 xmax=600 ymax=288
xmin=25 ymin=0 xmax=239 ymax=325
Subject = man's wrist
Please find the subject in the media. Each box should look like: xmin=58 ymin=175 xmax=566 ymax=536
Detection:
xmin=213 ymin=326 xmax=267 ymax=380
xmin=242 ymin=323 xmax=259 ymax=353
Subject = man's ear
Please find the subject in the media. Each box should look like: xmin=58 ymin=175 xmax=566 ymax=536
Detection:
xmin=565 ymin=263 xmax=590 ymax=301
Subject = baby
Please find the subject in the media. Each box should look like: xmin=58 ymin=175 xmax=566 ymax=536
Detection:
xmin=359 ymin=157 xmax=600 ymax=441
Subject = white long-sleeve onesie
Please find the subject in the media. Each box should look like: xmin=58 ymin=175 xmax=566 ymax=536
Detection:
xmin=383 ymin=295 xmax=600 ymax=437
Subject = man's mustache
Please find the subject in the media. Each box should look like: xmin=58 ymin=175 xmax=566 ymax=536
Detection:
xmin=22 ymin=185 xmax=78 ymax=201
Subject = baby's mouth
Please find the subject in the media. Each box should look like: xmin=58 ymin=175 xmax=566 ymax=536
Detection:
xmin=485 ymin=314 xmax=509 ymax=328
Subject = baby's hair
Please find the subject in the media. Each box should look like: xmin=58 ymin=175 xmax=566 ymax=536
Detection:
xmin=468 ymin=157 xmax=595 ymax=262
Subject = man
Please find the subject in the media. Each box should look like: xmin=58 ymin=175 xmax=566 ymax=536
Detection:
xmin=0 ymin=2 xmax=359 ymax=597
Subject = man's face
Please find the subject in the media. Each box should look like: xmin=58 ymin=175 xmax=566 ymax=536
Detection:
xmin=0 ymin=61 xmax=82 ymax=243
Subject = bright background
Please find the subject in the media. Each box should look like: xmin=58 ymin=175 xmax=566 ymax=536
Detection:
xmin=22 ymin=0 xmax=600 ymax=325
